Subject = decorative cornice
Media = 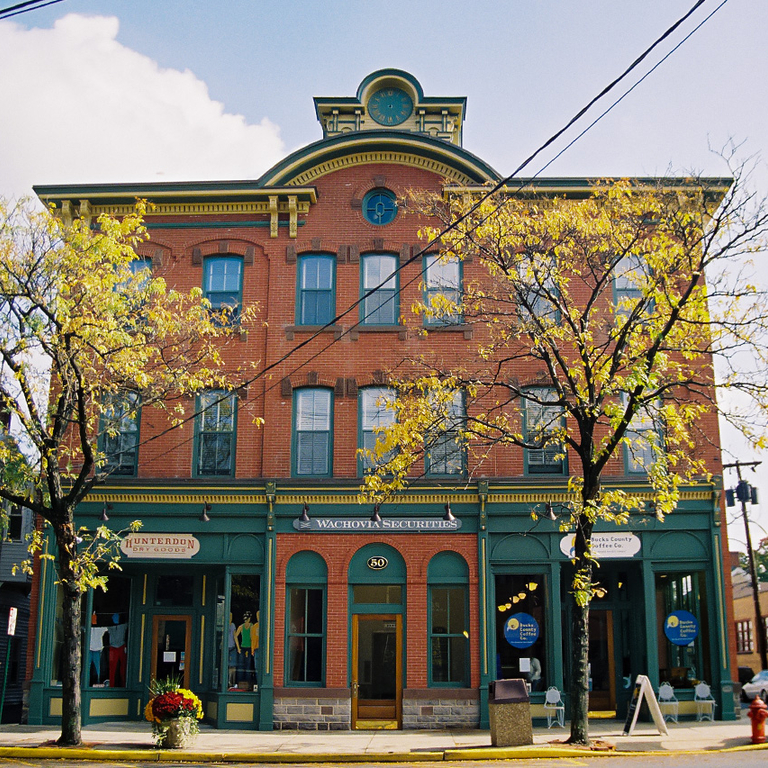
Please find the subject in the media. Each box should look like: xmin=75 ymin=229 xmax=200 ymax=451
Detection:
xmin=286 ymin=151 xmax=475 ymax=186
xmin=85 ymin=488 xmax=711 ymax=507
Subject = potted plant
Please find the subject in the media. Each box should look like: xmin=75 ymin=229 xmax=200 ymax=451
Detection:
xmin=144 ymin=678 xmax=204 ymax=748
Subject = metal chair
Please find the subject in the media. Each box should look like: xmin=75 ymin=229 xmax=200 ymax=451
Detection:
xmin=658 ymin=682 xmax=679 ymax=723
xmin=694 ymin=681 xmax=716 ymax=722
xmin=543 ymin=686 xmax=565 ymax=728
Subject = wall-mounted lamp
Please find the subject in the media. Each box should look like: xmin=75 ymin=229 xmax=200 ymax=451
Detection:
xmin=100 ymin=503 xmax=112 ymax=523
xmin=200 ymin=502 xmax=212 ymax=523
xmin=299 ymin=503 xmax=311 ymax=524
xmin=371 ymin=504 xmax=382 ymax=523
xmin=544 ymin=502 xmax=558 ymax=522
xmin=444 ymin=502 xmax=456 ymax=522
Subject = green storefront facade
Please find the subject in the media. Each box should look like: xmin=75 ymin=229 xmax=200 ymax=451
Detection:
xmin=25 ymin=476 xmax=736 ymax=729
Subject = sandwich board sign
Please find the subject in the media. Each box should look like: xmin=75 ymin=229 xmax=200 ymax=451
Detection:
xmin=622 ymin=674 xmax=668 ymax=736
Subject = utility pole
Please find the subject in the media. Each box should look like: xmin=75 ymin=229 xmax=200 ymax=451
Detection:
xmin=724 ymin=460 xmax=767 ymax=671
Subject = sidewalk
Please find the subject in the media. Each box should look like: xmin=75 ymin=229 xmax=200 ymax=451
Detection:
xmin=0 ymin=714 xmax=764 ymax=762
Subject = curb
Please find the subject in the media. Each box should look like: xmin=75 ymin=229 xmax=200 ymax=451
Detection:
xmin=0 ymin=742 xmax=766 ymax=763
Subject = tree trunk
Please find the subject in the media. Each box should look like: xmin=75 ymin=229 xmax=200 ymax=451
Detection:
xmin=56 ymin=531 xmax=83 ymax=747
xmin=567 ymin=512 xmax=594 ymax=746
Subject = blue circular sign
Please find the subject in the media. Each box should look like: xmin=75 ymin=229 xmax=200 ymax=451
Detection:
xmin=503 ymin=612 xmax=539 ymax=649
xmin=664 ymin=610 xmax=699 ymax=646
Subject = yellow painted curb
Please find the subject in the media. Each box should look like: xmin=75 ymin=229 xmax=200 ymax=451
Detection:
xmin=0 ymin=743 xmax=766 ymax=763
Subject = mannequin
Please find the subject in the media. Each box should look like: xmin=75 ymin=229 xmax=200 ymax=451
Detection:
xmin=89 ymin=612 xmax=107 ymax=685
xmin=108 ymin=612 xmax=128 ymax=687
xmin=234 ymin=610 xmax=259 ymax=685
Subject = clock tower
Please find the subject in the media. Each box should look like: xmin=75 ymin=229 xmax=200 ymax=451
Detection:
xmin=314 ymin=69 xmax=467 ymax=146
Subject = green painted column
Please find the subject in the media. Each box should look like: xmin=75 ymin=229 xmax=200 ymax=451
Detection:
xmin=258 ymin=494 xmax=277 ymax=730
xmin=477 ymin=483 xmax=491 ymax=729
xmin=641 ymin=559 xmax=659 ymax=688
xmin=711 ymin=529 xmax=736 ymax=720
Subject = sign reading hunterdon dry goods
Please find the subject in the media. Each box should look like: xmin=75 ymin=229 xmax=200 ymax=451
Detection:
xmin=120 ymin=534 xmax=200 ymax=559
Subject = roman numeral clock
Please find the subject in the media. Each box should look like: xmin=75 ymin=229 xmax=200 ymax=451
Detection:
xmin=367 ymin=87 xmax=413 ymax=126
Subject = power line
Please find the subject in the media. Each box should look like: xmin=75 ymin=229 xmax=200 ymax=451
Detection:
xmin=0 ymin=0 xmax=64 ymax=20
xmin=102 ymin=0 xmax=725 ymax=469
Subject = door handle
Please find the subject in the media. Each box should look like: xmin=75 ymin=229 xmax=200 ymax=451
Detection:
xmin=351 ymin=681 xmax=359 ymax=697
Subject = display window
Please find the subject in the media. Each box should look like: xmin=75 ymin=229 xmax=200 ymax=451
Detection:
xmin=494 ymin=574 xmax=546 ymax=691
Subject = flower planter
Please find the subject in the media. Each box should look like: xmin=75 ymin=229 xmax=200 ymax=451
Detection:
xmin=159 ymin=717 xmax=196 ymax=749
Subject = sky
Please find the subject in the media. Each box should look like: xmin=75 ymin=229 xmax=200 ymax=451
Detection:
xmin=1 ymin=0 xmax=767 ymax=553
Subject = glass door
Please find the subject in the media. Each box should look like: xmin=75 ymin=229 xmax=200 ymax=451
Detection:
xmin=151 ymin=615 xmax=192 ymax=689
xmin=351 ymin=614 xmax=401 ymax=729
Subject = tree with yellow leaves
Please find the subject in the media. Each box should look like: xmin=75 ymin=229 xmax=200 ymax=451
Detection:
xmin=361 ymin=165 xmax=768 ymax=744
xmin=0 ymin=199 xmax=256 ymax=745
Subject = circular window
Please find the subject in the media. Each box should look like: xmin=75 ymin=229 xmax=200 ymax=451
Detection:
xmin=363 ymin=189 xmax=397 ymax=226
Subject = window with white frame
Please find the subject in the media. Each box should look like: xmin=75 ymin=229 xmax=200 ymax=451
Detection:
xmin=736 ymin=620 xmax=754 ymax=654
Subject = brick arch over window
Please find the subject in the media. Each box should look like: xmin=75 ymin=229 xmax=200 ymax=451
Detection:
xmin=279 ymin=372 xmax=336 ymax=398
xmin=350 ymin=175 xmax=404 ymax=210
xmin=137 ymin=241 xmax=172 ymax=269
xmin=189 ymin=239 xmax=264 ymax=265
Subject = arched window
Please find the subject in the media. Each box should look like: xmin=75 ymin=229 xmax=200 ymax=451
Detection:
xmin=285 ymin=551 xmax=327 ymax=686
xmin=428 ymin=552 xmax=469 ymax=687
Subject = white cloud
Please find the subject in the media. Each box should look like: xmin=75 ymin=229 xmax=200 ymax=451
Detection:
xmin=0 ymin=14 xmax=286 ymax=197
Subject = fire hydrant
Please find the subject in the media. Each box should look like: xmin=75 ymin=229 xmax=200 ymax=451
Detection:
xmin=748 ymin=695 xmax=768 ymax=744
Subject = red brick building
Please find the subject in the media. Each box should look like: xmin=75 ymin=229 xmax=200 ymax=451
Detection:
xmin=28 ymin=69 xmax=737 ymax=730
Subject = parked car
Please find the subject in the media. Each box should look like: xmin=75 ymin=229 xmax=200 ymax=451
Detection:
xmin=742 ymin=670 xmax=768 ymax=701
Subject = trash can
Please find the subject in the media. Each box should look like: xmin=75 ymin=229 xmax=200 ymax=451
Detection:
xmin=488 ymin=678 xmax=533 ymax=747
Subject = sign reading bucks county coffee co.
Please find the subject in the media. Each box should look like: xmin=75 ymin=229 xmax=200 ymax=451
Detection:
xmin=120 ymin=534 xmax=200 ymax=559
xmin=293 ymin=517 xmax=461 ymax=532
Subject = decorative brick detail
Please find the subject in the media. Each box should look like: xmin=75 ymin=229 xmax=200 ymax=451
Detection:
xmin=337 ymin=245 xmax=348 ymax=264
xmin=307 ymin=371 xmax=319 ymax=386
xmin=191 ymin=248 xmax=202 ymax=265
xmin=286 ymin=245 xmax=297 ymax=264
xmin=345 ymin=378 xmax=358 ymax=398
xmin=311 ymin=237 xmax=322 ymax=251
xmin=348 ymin=245 xmax=359 ymax=264
xmin=400 ymin=243 xmax=412 ymax=264
xmin=218 ymin=241 xmax=229 ymax=253
xmin=373 ymin=174 xmax=386 ymax=187
xmin=373 ymin=237 xmax=384 ymax=251
xmin=280 ymin=378 xmax=293 ymax=398
xmin=244 ymin=246 xmax=255 ymax=265
xmin=334 ymin=378 xmax=345 ymax=398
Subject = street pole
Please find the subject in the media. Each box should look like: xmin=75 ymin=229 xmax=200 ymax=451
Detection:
xmin=724 ymin=460 xmax=768 ymax=671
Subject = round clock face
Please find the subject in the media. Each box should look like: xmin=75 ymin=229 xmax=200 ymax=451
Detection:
xmin=368 ymin=87 xmax=413 ymax=126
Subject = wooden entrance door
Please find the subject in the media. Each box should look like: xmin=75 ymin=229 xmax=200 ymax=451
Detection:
xmin=151 ymin=615 xmax=192 ymax=689
xmin=351 ymin=614 xmax=402 ymax=729
xmin=588 ymin=610 xmax=616 ymax=712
